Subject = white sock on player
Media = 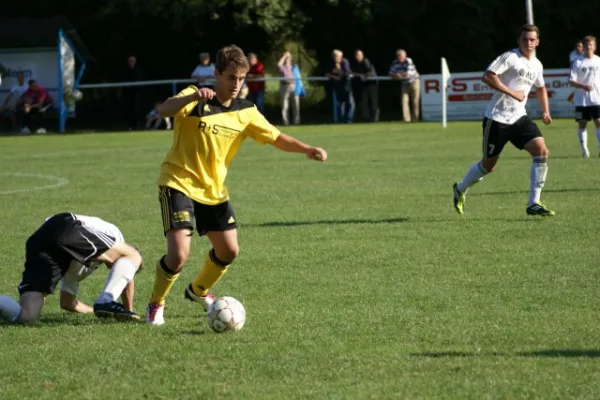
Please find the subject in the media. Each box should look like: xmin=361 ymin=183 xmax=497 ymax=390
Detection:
xmin=457 ymin=161 xmax=488 ymax=193
xmin=578 ymin=128 xmax=589 ymax=155
xmin=0 ymin=295 xmax=22 ymax=323
xmin=528 ymin=156 xmax=548 ymax=206
xmin=95 ymin=258 xmax=137 ymax=304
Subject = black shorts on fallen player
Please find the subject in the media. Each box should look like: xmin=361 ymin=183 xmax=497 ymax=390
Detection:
xmin=19 ymin=213 xmax=114 ymax=295
xmin=482 ymin=116 xmax=542 ymax=158
xmin=158 ymin=186 xmax=237 ymax=236
xmin=574 ymin=106 xmax=600 ymax=122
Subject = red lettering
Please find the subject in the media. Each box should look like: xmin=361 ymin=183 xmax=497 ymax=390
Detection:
xmin=425 ymin=80 xmax=440 ymax=93
xmin=452 ymin=78 xmax=467 ymax=92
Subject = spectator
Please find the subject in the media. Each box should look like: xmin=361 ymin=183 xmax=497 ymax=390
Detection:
xmin=16 ymin=79 xmax=53 ymax=134
xmin=246 ymin=52 xmax=265 ymax=114
xmin=351 ymin=50 xmax=379 ymax=122
xmin=0 ymin=71 xmax=28 ymax=132
xmin=389 ymin=49 xmax=421 ymax=123
xmin=325 ymin=49 xmax=355 ymax=123
xmin=122 ymin=55 xmax=143 ymax=130
xmin=191 ymin=52 xmax=215 ymax=89
xmin=569 ymin=40 xmax=583 ymax=65
xmin=277 ymin=51 xmax=300 ymax=125
xmin=146 ymin=101 xmax=172 ymax=130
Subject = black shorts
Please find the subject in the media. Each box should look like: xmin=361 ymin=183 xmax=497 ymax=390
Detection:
xmin=158 ymin=186 xmax=237 ymax=236
xmin=482 ymin=116 xmax=542 ymax=158
xmin=19 ymin=213 xmax=114 ymax=295
xmin=575 ymin=106 xmax=600 ymax=122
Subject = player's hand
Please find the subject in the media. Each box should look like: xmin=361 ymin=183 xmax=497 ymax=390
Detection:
xmin=194 ymin=87 xmax=215 ymax=100
xmin=305 ymin=147 xmax=327 ymax=162
xmin=512 ymin=90 xmax=527 ymax=102
xmin=542 ymin=113 xmax=552 ymax=125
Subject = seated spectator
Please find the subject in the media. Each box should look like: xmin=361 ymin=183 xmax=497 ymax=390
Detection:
xmin=191 ymin=52 xmax=215 ymax=89
xmin=246 ymin=52 xmax=265 ymax=114
xmin=146 ymin=101 xmax=172 ymax=130
xmin=325 ymin=49 xmax=355 ymax=123
xmin=0 ymin=71 xmax=28 ymax=132
xmin=16 ymin=79 xmax=53 ymax=134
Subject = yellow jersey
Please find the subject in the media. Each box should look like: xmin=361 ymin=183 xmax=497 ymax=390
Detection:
xmin=157 ymin=86 xmax=281 ymax=205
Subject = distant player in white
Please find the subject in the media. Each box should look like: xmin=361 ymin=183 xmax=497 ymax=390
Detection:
xmin=453 ymin=24 xmax=554 ymax=217
xmin=569 ymin=35 xmax=600 ymax=158
xmin=569 ymin=40 xmax=584 ymax=65
xmin=0 ymin=213 xmax=143 ymax=323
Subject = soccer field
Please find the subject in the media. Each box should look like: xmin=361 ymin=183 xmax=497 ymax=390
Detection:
xmin=1 ymin=120 xmax=599 ymax=399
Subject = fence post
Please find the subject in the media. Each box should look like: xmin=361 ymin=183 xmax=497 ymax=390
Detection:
xmin=332 ymin=91 xmax=338 ymax=123
xmin=172 ymin=82 xmax=177 ymax=96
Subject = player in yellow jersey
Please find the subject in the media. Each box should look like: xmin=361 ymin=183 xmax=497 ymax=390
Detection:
xmin=145 ymin=45 xmax=327 ymax=325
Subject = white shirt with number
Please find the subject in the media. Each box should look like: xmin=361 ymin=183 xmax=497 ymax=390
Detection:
xmin=484 ymin=48 xmax=545 ymax=125
xmin=569 ymin=55 xmax=600 ymax=107
xmin=59 ymin=214 xmax=125 ymax=296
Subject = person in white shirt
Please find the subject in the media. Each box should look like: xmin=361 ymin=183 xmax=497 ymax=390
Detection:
xmin=191 ymin=52 xmax=215 ymax=89
xmin=0 ymin=71 xmax=27 ymax=131
xmin=0 ymin=213 xmax=144 ymax=324
xmin=569 ymin=40 xmax=584 ymax=66
xmin=453 ymin=24 xmax=554 ymax=217
xmin=569 ymin=35 xmax=600 ymax=158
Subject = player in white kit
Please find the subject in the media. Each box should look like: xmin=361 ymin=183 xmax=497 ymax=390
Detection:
xmin=0 ymin=213 xmax=143 ymax=323
xmin=569 ymin=35 xmax=600 ymax=158
xmin=453 ymin=24 xmax=554 ymax=217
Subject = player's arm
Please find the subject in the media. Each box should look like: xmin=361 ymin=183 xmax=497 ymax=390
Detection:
xmin=157 ymin=88 xmax=214 ymax=117
xmin=482 ymin=71 xmax=525 ymax=101
xmin=59 ymin=291 xmax=93 ymax=314
xmin=535 ymin=86 xmax=552 ymax=125
xmin=120 ymin=279 xmax=135 ymax=311
xmin=271 ymin=133 xmax=327 ymax=161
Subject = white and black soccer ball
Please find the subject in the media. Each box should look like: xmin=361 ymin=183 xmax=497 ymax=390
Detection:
xmin=206 ymin=296 xmax=246 ymax=333
xmin=64 ymin=88 xmax=83 ymax=105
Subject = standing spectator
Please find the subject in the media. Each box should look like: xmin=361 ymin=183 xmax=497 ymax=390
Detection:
xmin=191 ymin=52 xmax=215 ymax=89
xmin=389 ymin=49 xmax=421 ymax=122
xmin=246 ymin=52 xmax=265 ymax=114
xmin=351 ymin=50 xmax=379 ymax=122
xmin=0 ymin=71 xmax=28 ymax=132
xmin=278 ymin=51 xmax=300 ymax=125
xmin=122 ymin=55 xmax=143 ymax=130
xmin=16 ymin=79 xmax=53 ymax=134
xmin=325 ymin=49 xmax=355 ymax=123
xmin=569 ymin=40 xmax=584 ymax=65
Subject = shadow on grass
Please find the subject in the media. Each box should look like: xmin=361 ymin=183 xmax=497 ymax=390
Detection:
xmin=517 ymin=349 xmax=600 ymax=358
xmin=245 ymin=217 xmax=409 ymax=228
xmin=473 ymin=188 xmax=600 ymax=197
xmin=181 ymin=330 xmax=207 ymax=336
xmin=412 ymin=349 xmax=600 ymax=358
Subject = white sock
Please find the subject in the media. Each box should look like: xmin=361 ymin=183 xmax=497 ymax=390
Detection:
xmin=457 ymin=161 xmax=488 ymax=193
xmin=578 ymin=128 xmax=588 ymax=153
xmin=95 ymin=258 xmax=137 ymax=304
xmin=0 ymin=295 xmax=22 ymax=323
xmin=528 ymin=156 xmax=548 ymax=206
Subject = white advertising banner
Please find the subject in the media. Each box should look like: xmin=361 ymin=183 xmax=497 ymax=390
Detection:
xmin=0 ymin=49 xmax=60 ymax=108
xmin=420 ymin=68 xmax=574 ymax=121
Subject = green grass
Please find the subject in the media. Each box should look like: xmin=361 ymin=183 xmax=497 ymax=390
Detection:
xmin=1 ymin=120 xmax=600 ymax=399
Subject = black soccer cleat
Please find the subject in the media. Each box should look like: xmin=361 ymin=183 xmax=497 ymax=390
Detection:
xmin=526 ymin=203 xmax=555 ymax=217
xmin=94 ymin=301 xmax=140 ymax=321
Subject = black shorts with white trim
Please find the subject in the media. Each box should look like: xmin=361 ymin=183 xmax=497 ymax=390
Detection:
xmin=18 ymin=213 xmax=115 ymax=295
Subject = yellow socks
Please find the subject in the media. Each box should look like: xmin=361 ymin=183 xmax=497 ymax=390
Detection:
xmin=150 ymin=256 xmax=180 ymax=306
xmin=191 ymin=249 xmax=229 ymax=296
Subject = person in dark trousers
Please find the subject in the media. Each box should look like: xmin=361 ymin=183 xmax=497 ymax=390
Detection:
xmin=122 ymin=55 xmax=143 ymax=130
xmin=351 ymin=50 xmax=379 ymax=122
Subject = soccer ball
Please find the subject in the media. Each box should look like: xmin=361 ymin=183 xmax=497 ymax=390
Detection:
xmin=206 ymin=296 xmax=246 ymax=333
xmin=71 ymin=89 xmax=83 ymax=101
xmin=64 ymin=88 xmax=83 ymax=105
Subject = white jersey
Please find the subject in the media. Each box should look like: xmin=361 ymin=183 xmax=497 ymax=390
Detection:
xmin=59 ymin=214 xmax=125 ymax=295
xmin=484 ymin=49 xmax=545 ymax=125
xmin=569 ymin=55 xmax=600 ymax=106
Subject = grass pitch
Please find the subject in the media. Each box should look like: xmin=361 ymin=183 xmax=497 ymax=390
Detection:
xmin=1 ymin=120 xmax=600 ymax=399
